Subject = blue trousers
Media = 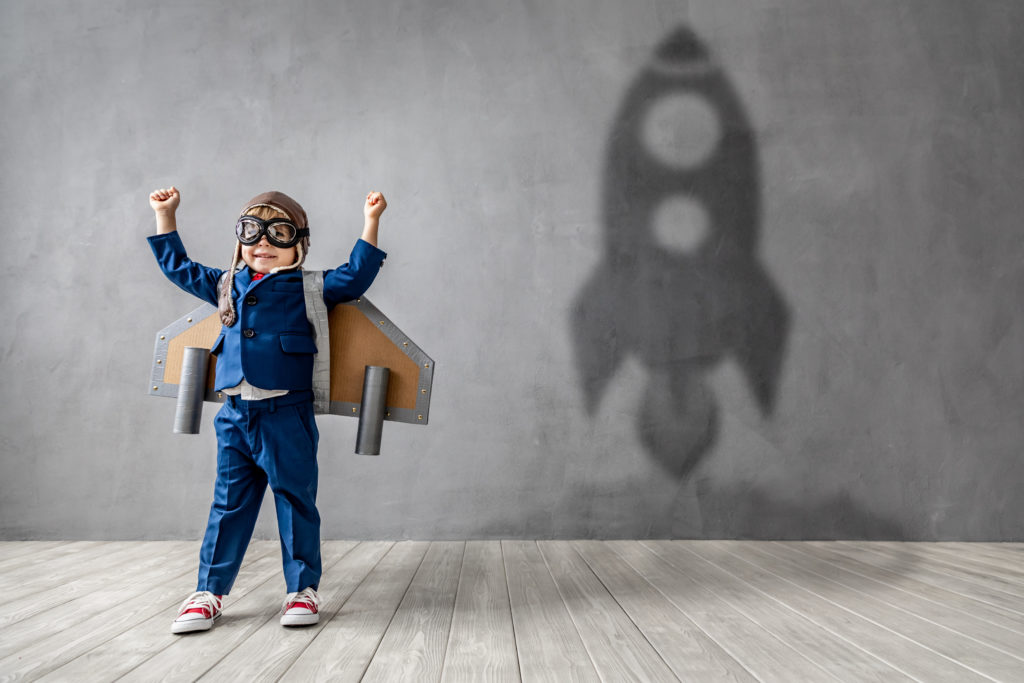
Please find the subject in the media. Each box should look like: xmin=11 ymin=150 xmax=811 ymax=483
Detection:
xmin=196 ymin=390 xmax=321 ymax=595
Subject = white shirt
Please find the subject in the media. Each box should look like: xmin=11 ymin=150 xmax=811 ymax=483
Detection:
xmin=220 ymin=379 xmax=289 ymax=401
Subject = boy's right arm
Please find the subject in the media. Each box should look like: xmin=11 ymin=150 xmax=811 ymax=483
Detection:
xmin=148 ymin=186 xmax=223 ymax=306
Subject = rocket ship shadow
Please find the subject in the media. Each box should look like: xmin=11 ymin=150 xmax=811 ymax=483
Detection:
xmin=572 ymin=26 xmax=790 ymax=478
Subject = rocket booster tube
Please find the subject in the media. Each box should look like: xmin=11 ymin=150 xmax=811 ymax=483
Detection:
xmin=173 ymin=346 xmax=209 ymax=434
xmin=355 ymin=365 xmax=390 ymax=455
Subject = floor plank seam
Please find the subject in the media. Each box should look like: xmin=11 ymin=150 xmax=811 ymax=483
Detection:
xmin=711 ymin=541 xmax=932 ymax=683
xmin=26 ymin=558 xmax=204 ymax=681
xmin=274 ymin=541 xmax=402 ymax=682
xmin=767 ymin=542 xmax=1024 ymax=665
xmin=835 ymin=543 xmax=1024 ymax=597
xmin=271 ymin=542 xmax=389 ymax=681
xmin=0 ymin=542 xmax=150 ymax=603
xmin=498 ymin=540 xmax=525 ymax=683
xmin=655 ymin=544 xmax=839 ymax=679
xmin=535 ymin=540 xmax=610 ymax=683
xmin=571 ymin=540 xmax=685 ymax=682
xmin=874 ymin=545 xmax=1024 ymax=600
xmin=6 ymin=541 xmax=1022 ymax=683
xmin=102 ymin=542 xmax=280 ymax=683
xmin=906 ymin=545 xmax=1024 ymax=580
xmin=352 ymin=541 xmax=431 ymax=683
xmin=786 ymin=543 xmax=1024 ymax=634
xmin=807 ymin=543 xmax=1024 ymax=618
xmin=437 ymin=541 xmax=468 ymax=683
xmin=667 ymin=542 xmax=846 ymax=682
xmin=625 ymin=542 xmax=765 ymax=683
xmin=757 ymin=543 xmax=1004 ymax=682
xmin=192 ymin=541 xmax=349 ymax=683
xmin=111 ymin=547 xmax=284 ymax=682
xmin=263 ymin=540 xmax=371 ymax=681
xmin=643 ymin=544 xmax=770 ymax=683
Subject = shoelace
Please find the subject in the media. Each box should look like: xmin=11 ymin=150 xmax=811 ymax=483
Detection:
xmin=282 ymin=587 xmax=320 ymax=613
xmin=177 ymin=591 xmax=221 ymax=617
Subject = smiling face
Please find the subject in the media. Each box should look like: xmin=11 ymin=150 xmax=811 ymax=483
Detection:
xmin=241 ymin=239 xmax=297 ymax=274
xmin=238 ymin=206 xmax=298 ymax=274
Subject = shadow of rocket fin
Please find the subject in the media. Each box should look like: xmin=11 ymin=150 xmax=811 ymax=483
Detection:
xmin=731 ymin=267 xmax=790 ymax=415
xmin=571 ymin=271 xmax=627 ymax=415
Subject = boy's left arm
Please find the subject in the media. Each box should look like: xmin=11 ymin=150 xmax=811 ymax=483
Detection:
xmin=323 ymin=191 xmax=388 ymax=307
xmin=323 ymin=239 xmax=387 ymax=308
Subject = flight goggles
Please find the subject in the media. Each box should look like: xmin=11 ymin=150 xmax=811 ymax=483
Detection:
xmin=235 ymin=215 xmax=310 ymax=248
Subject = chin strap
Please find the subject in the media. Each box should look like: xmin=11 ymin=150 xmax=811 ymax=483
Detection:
xmin=218 ymin=243 xmax=243 ymax=326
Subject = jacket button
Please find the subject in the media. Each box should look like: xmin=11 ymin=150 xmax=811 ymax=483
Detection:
xmin=243 ymin=328 xmax=255 ymax=338
xmin=245 ymin=295 xmax=257 ymax=306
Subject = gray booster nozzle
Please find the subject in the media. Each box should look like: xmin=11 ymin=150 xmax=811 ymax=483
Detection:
xmin=355 ymin=365 xmax=390 ymax=455
xmin=173 ymin=346 xmax=209 ymax=434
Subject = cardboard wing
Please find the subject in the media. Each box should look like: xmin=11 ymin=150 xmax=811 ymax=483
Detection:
xmin=149 ymin=297 xmax=434 ymax=427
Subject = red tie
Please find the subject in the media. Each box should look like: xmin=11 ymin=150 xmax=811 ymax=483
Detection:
xmin=252 ymin=273 xmax=265 ymax=281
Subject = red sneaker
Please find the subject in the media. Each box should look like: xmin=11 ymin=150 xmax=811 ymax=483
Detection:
xmin=280 ymin=587 xmax=320 ymax=626
xmin=171 ymin=591 xmax=223 ymax=634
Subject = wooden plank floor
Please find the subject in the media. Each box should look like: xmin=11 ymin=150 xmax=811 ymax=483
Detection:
xmin=0 ymin=541 xmax=1021 ymax=682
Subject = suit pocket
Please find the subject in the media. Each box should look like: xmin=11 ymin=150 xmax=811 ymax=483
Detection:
xmin=290 ymin=404 xmax=319 ymax=452
xmin=279 ymin=333 xmax=318 ymax=354
xmin=210 ymin=332 xmax=225 ymax=355
xmin=272 ymin=281 xmax=304 ymax=292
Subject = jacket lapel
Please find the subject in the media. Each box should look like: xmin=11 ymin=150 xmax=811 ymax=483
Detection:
xmin=234 ymin=268 xmax=253 ymax=294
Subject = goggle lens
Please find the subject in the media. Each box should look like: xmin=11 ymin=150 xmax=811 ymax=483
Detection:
xmin=269 ymin=223 xmax=297 ymax=243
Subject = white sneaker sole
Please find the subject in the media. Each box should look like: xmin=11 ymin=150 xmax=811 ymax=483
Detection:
xmin=172 ymin=613 xmax=219 ymax=634
xmin=280 ymin=612 xmax=319 ymax=627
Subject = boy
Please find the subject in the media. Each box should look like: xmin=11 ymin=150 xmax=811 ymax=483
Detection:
xmin=147 ymin=186 xmax=387 ymax=633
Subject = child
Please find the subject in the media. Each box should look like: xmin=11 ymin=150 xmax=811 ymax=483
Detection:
xmin=147 ymin=186 xmax=387 ymax=633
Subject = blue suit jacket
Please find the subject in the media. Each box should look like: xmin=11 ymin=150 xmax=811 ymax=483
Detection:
xmin=148 ymin=231 xmax=387 ymax=391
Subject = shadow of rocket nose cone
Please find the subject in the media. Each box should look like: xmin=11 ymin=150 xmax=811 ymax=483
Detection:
xmin=654 ymin=26 xmax=709 ymax=65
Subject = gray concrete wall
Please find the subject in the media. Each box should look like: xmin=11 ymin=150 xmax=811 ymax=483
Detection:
xmin=2 ymin=0 xmax=1022 ymax=540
